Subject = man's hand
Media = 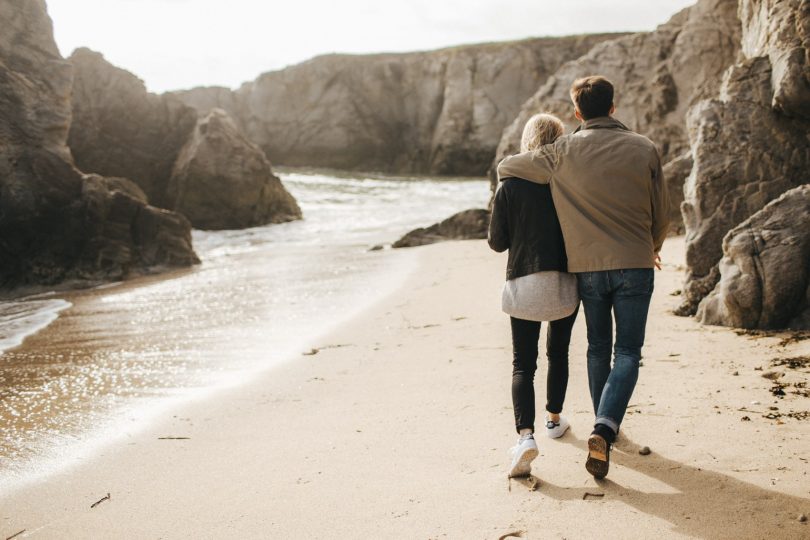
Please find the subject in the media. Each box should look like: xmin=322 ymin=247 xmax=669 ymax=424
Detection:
xmin=654 ymin=253 xmax=662 ymax=270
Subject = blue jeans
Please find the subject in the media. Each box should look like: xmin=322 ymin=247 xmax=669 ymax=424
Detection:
xmin=576 ymin=269 xmax=654 ymax=435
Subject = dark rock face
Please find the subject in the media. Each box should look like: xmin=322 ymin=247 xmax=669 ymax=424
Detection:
xmin=489 ymin=0 xmax=741 ymax=187
xmin=84 ymin=174 xmax=148 ymax=203
xmin=0 ymin=0 xmax=198 ymax=291
xmin=173 ymin=34 xmax=624 ymax=176
xmin=168 ymin=109 xmax=301 ymax=230
xmin=678 ymin=0 xmax=810 ymax=316
xmin=79 ymin=175 xmax=199 ymax=274
xmin=68 ymin=49 xmax=301 ymax=230
xmin=697 ymin=185 xmax=810 ymax=329
xmin=392 ymin=209 xmax=489 ymax=248
xmin=663 ymin=152 xmax=693 ymax=235
xmin=68 ymin=48 xmax=198 ymax=208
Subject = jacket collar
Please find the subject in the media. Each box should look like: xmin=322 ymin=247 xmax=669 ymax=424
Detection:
xmin=573 ymin=116 xmax=630 ymax=133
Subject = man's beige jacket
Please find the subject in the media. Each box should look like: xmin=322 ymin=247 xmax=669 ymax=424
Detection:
xmin=496 ymin=116 xmax=670 ymax=273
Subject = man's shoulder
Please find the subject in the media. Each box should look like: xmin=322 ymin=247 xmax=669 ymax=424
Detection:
xmin=569 ymin=126 xmax=659 ymax=155
xmin=621 ymin=129 xmax=658 ymax=149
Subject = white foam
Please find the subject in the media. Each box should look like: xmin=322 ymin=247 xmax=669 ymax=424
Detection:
xmin=0 ymin=299 xmax=72 ymax=354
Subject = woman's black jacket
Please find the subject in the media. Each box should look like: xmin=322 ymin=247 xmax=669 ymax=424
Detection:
xmin=487 ymin=177 xmax=568 ymax=280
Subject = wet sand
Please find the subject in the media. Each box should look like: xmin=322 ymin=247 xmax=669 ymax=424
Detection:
xmin=1 ymin=238 xmax=809 ymax=539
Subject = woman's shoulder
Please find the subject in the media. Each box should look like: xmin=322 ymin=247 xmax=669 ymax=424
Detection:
xmin=501 ymin=177 xmax=551 ymax=193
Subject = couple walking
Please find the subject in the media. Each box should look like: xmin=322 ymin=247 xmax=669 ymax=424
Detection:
xmin=488 ymin=76 xmax=670 ymax=479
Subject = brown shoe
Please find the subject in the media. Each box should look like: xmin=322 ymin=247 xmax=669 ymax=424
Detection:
xmin=586 ymin=433 xmax=610 ymax=479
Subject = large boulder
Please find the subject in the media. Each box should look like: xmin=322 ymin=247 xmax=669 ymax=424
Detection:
xmin=68 ymin=48 xmax=198 ymax=208
xmin=173 ymin=34 xmax=623 ymax=176
xmin=697 ymin=185 xmax=810 ymax=329
xmin=678 ymin=0 xmax=810 ymax=315
xmin=168 ymin=109 xmax=301 ymax=230
xmin=392 ymin=209 xmax=489 ymax=248
xmin=489 ymin=0 xmax=741 ymax=191
xmin=68 ymin=49 xmax=301 ymax=229
xmin=0 ymin=0 xmax=198 ymax=291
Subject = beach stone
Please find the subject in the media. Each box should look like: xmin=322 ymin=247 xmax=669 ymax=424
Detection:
xmin=697 ymin=185 xmax=810 ymax=330
xmin=173 ymin=34 xmax=622 ymax=176
xmin=639 ymin=446 xmax=652 ymax=456
xmin=489 ymin=0 xmax=741 ymax=190
xmin=168 ymin=109 xmax=301 ymax=230
xmin=392 ymin=209 xmax=489 ymax=248
xmin=678 ymin=1 xmax=810 ymax=317
xmin=0 ymin=0 xmax=198 ymax=290
xmin=799 ymin=514 xmax=807 ymax=523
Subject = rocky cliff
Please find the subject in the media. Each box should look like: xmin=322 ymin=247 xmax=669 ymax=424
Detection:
xmin=68 ymin=49 xmax=301 ymax=230
xmin=0 ymin=0 xmax=198 ymax=291
xmin=679 ymin=0 xmax=810 ymax=321
xmin=483 ymin=0 xmax=808 ymax=329
xmin=173 ymin=34 xmax=624 ymax=176
xmin=738 ymin=0 xmax=810 ymax=120
xmin=69 ymin=48 xmax=198 ymax=209
xmin=489 ymin=0 xmax=742 ymax=226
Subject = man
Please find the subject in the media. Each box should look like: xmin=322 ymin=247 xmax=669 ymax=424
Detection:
xmin=496 ymin=76 xmax=670 ymax=479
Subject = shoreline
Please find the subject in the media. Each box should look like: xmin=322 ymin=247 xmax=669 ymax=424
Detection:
xmin=2 ymin=238 xmax=809 ymax=538
xmin=0 ymin=241 xmax=419 ymax=493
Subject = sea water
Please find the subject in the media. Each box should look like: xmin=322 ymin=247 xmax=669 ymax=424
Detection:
xmin=0 ymin=170 xmax=490 ymax=486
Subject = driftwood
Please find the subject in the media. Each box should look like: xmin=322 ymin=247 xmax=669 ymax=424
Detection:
xmin=90 ymin=492 xmax=111 ymax=508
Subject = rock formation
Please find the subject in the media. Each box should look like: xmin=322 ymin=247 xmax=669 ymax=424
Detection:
xmin=173 ymin=34 xmax=624 ymax=176
xmin=697 ymin=185 xmax=810 ymax=329
xmin=489 ymin=0 xmax=741 ymax=234
xmin=0 ymin=0 xmax=198 ymax=291
xmin=69 ymin=48 xmax=198 ymax=209
xmin=493 ymin=0 xmax=741 ymax=163
xmin=679 ymin=0 xmax=810 ymax=316
xmin=738 ymin=0 xmax=810 ymax=119
xmin=662 ymin=152 xmax=693 ymax=235
xmin=392 ymin=209 xmax=489 ymax=248
xmin=479 ymin=0 xmax=808 ymax=330
xmin=68 ymin=49 xmax=301 ymax=229
xmin=168 ymin=109 xmax=301 ymax=230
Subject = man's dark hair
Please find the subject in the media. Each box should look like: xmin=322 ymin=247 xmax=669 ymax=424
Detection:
xmin=570 ymin=76 xmax=614 ymax=120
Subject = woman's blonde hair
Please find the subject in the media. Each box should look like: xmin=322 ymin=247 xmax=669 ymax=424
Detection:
xmin=520 ymin=113 xmax=564 ymax=152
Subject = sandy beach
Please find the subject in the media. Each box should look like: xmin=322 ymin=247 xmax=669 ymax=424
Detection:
xmin=2 ymin=237 xmax=809 ymax=539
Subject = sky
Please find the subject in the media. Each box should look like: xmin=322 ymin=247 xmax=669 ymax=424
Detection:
xmin=47 ymin=0 xmax=696 ymax=94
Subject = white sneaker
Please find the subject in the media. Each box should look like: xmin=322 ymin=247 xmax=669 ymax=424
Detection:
xmin=545 ymin=416 xmax=570 ymax=439
xmin=508 ymin=433 xmax=538 ymax=478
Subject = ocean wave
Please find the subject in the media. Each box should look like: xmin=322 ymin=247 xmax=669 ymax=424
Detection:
xmin=0 ymin=299 xmax=72 ymax=354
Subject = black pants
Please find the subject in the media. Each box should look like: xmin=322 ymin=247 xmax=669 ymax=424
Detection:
xmin=510 ymin=305 xmax=579 ymax=433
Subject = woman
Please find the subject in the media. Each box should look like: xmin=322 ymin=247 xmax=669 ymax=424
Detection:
xmin=488 ymin=113 xmax=580 ymax=478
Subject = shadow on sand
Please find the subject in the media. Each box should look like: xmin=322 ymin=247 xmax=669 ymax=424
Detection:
xmin=512 ymin=432 xmax=809 ymax=538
